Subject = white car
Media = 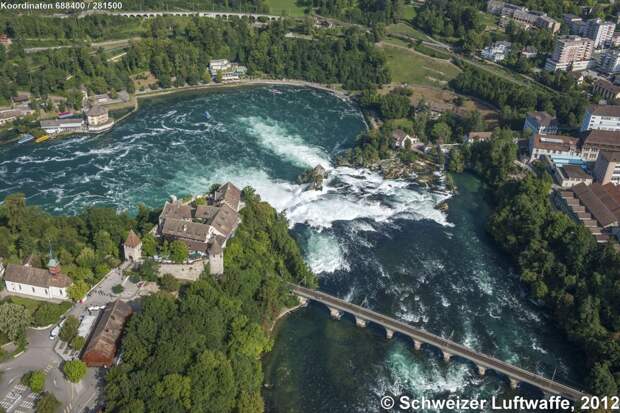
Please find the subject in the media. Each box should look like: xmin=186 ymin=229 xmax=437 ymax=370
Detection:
xmin=87 ymin=305 xmax=106 ymax=312
xmin=49 ymin=319 xmax=65 ymax=340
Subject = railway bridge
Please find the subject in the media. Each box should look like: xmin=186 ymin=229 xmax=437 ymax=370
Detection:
xmin=290 ymin=284 xmax=587 ymax=402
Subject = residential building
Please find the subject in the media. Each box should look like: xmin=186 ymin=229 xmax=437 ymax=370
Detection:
xmin=487 ymin=1 xmax=560 ymax=32
xmin=598 ymin=49 xmax=620 ymax=74
xmin=82 ymin=300 xmax=132 ymax=368
xmin=40 ymin=118 xmax=84 ymax=134
xmin=123 ymin=230 xmax=142 ymax=261
xmin=545 ymin=36 xmax=594 ymax=71
xmin=593 ymin=151 xmax=620 ymax=185
xmin=580 ymin=104 xmax=620 ymax=132
xmin=593 ymin=79 xmax=620 ymax=101
xmin=557 ymin=182 xmax=620 ymax=242
xmin=465 ymin=131 xmax=493 ymax=143
xmin=481 ymin=41 xmax=511 ymax=62
xmin=0 ymin=110 xmax=19 ymax=126
xmin=584 ymin=19 xmax=616 ymax=48
xmin=208 ymin=59 xmax=248 ymax=81
xmin=391 ymin=129 xmax=418 ymax=149
xmin=564 ymin=14 xmax=585 ymax=34
xmin=157 ymin=182 xmax=242 ymax=275
xmin=529 ymin=133 xmax=579 ymax=161
xmin=3 ymin=257 xmax=72 ymax=301
xmin=553 ymin=163 xmax=593 ymax=188
xmin=524 ymin=111 xmax=558 ymax=135
xmin=580 ymin=130 xmax=620 ymax=161
xmin=521 ymin=46 xmax=538 ymax=59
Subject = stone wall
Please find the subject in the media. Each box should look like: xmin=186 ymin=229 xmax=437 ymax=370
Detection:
xmin=158 ymin=260 xmax=206 ymax=281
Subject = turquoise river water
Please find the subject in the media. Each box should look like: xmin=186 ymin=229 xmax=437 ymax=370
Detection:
xmin=0 ymin=86 xmax=583 ymax=412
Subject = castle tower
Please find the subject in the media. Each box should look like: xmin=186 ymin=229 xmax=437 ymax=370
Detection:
xmin=124 ymin=229 xmax=142 ymax=261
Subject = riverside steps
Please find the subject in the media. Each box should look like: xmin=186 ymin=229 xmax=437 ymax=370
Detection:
xmin=290 ymin=284 xmax=588 ymax=401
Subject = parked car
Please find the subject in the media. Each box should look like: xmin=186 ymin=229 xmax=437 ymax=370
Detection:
xmin=87 ymin=305 xmax=106 ymax=312
xmin=49 ymin=319 xmax=65 ymax=340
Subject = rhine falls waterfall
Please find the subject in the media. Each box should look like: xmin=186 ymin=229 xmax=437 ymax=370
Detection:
xmin=0 ymin=86 xmax=583 ymax=412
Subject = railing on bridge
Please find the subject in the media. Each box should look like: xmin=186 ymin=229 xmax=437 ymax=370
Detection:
xmin=289 ymin=284 xmax=588 ymax=402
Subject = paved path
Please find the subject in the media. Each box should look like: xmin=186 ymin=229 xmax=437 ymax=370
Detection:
xmin=291 ymin=284 xmax=588 ymax=401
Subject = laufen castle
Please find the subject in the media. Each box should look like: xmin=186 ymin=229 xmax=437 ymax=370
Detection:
xmin=158 ymin=182 xmax=242 ymax=275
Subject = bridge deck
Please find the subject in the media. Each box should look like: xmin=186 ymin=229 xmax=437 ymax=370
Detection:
xmin=291 ymin=284 xmax=587 ymax=401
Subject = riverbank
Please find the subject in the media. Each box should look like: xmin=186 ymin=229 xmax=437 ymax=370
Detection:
xmin=0 ymin=78 xmax=352 ymax=147
xmin=269 ymin=301 xmax=306 ymax=335
xmin=135 ymin=78 xmax=351 ymax=101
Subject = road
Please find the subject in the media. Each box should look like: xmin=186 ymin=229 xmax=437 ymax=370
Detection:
xmin=25 ymin=38 xmax=141 ymax=54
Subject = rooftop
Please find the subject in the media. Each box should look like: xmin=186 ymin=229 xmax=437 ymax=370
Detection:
xmin=124 ymin=229 xmax=141 ymax=248
xmin=527 ymin=111 xmax=557 ymax=127
xmin=582 ymin=130 xmax=620 ymax=147
xmin=588 ymin=104 xmax=620 ymax=118
xmin=82 ymin=300 xmax=132 ymax=366
xmin=87 ymin=105 xmax=107 ymax=117
xmin=561 ymin=164 xmax=591 ymax=180
xmin=572 ymin=182 xmax=620 ymax=227
xmin=532 ymin=134 xmax=577 ymax=152
xmin=4 ymin=264 xmax=72 ymax=289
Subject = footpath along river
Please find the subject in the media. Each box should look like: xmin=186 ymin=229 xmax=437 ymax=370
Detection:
xmin=0 ymin=86 xmax=583 ymax=412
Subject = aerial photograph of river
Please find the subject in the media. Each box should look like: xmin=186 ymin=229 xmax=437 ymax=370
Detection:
xmin=0 ymin=86 xmax=584 ymax=412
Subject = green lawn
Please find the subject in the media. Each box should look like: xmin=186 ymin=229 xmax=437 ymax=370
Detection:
xmin=386 ymin=23 xmax=431 ymax=42
xmin=382 ymin=44 xmax=460 ymax=86
xmin=3 ymin=297 xmax=71 ymax=327
xmin=265 ymin=0 xmax=306 ymax=16
xmin=401 ymin=5 xmax=417 ymax=20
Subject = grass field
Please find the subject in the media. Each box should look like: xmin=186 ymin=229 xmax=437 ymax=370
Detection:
xmin=266 ymin=0 xmax=306 ymax=16
xmin=386 ymin=23 xmax=431 ymax=42
xmin=401 ymin=5 xmax=417 ymax=20
xmin=381 ymin=44 xmax=460 ymax=86
xmin=3 ymin=296 xmax=71 ymax=327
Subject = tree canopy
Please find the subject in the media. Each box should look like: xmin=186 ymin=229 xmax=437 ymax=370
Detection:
xmin=105 ymin=188 xmax=316 ymax=412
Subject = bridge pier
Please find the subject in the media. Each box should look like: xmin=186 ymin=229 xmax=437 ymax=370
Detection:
xmin=385 ymin=328 xmax=394 ymax=339
xmin=355 ymin=317 xmax=367 ymax=328
xmin=442 ymin=351 xmax=452 ymax=363
xmin=477 ymin=365 xmax=486 ymax=376
xmin=328 ymin=307 xmax=342 ymax=320
xmin=413 ymin=340 xmax=422 ymax=351
xmin=509 ymin=378 xmax=519 ymax=390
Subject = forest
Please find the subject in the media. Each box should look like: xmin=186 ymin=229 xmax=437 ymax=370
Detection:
xmin=0 ymin=17 xmax=389 ymax=106
xmin=104 ymin=188 xmax=316 ymax=413
xmin=450 ymin=133 xmax=620 ymax=397
xmin=449 ymin=65 xmax=588 ymax=130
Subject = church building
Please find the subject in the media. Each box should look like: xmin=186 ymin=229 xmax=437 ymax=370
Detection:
xmin=3 ymin=256 xmax=72 ymax=301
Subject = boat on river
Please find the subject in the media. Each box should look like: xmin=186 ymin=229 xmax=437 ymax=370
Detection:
xmin=204 ymin=111 xmax=211 ymax=120
xmin=35 ymin=135 xmax=49 ymax=143
xmin=17 ymin=134 xmax=34 ymax=144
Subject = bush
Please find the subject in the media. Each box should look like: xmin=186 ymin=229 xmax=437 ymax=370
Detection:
xmin=63 ymin=360 xmax=87 ymax=383
xmin=59 ymin=316 xmax=79 ymax=343
xmin=158 ymin=274 xmax=180 ymax=292
xmin=22 ymin=370 xmax=45 ymax=393
xmin=112 ymin=284 xmax=124 ymax=294
xmin=32 ymin=303 xmax=70 ymax=327
xmin=70 ymin=336 xmax=86 ymax=351
xmin=36 ymin=392 xmax=60 ymax=413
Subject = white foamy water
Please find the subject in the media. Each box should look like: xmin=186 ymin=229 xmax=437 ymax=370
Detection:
xmin=238 ymin=116 xmax=331 ymax=169
xmin=178 ymin=163 xmax=451 ymax=232
xmin=304 ymin=230 xmax=350 ymax=274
